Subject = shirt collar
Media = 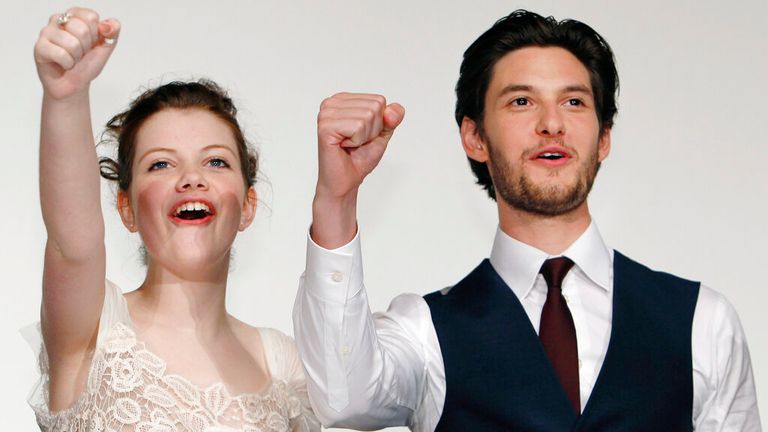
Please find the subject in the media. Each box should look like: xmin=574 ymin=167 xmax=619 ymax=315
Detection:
xmin=489 ymin=221 xmax=613 ymax=299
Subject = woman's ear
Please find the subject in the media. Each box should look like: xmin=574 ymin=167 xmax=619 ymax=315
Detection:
xmin=117 ymin=190 xmax=137 ymax=232
xmin=239 ymin=186 xmax=257 ymax=231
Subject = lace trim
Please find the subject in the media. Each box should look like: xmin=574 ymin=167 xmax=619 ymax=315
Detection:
xmin=32 ymin=323 xmax=304 ymax=432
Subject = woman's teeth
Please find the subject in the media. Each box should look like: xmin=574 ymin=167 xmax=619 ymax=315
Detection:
xmin=174 ymin=202 xmax=211 ymax=219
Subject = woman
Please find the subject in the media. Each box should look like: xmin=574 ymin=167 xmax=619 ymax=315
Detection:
xmin=29 ymin=7 xmax=318 ymax=431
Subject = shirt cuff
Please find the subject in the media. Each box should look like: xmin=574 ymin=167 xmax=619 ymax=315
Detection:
xmin=304 ymin=228 xmax=363 ymax=305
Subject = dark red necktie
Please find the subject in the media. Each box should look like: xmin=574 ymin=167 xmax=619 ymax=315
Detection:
xmin=539 ymin=257 xmax=580 ymax=414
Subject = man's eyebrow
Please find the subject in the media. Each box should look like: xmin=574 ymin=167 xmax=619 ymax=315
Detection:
xmin=563 ymin=84 xmax=593 ymax=95
xmin=496 ymin=84 xmax=594 ymax=98
xmin=497 ymin=84 xmax=533 ymax=98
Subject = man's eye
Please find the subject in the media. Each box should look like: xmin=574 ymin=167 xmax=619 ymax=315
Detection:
xmin=511 ymin=97 xmax=529 ymax=106
xmin=567 ymin=98 xmax=583 ymax=106
xmin=208 ymin=158 xmax=230 ymax=168
xmin=149 ymin=161 xmax=169 ymax=171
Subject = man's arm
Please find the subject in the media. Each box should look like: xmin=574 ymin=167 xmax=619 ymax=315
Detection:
xmin=294 ymin=93 xmax=437 ymax=428
xmin=294 ymin=232 xmax=441 ymax=428
xmin=310 ymin=92 xmax=404 ymax=249
xmin=693 ymin=286 xmax=762 ymax=431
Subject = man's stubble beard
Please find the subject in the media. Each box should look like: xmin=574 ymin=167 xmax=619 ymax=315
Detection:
xmin=488 ymin=140 xmax=601 ymax=217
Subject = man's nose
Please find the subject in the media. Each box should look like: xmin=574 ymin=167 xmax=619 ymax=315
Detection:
xmin=536 ymin=104 xmax=565 ymax=137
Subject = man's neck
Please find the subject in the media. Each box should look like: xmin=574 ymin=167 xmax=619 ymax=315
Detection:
xmin=498 ymin=201 xmax=592 ymax=255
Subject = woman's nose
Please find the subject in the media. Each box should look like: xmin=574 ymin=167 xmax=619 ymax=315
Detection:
xmin=175 ymin=168 xmax=208 ymax=192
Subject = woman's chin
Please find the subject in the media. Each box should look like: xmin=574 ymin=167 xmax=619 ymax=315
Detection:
xmin=147 ymin=248 xmax=231 ymax=276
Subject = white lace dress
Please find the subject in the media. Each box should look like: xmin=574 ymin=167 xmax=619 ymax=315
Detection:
xmin=26 ymin=281 xmax=320 ymax=432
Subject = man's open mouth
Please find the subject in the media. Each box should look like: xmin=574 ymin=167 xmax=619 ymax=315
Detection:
xmin=537 ymin=152 xmax=566 ymax=160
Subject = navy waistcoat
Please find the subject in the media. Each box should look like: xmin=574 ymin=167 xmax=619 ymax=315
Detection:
xmin=423 ymin=251 xmax=699 ymax=432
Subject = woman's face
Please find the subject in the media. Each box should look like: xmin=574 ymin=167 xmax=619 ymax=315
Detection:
xmin=118 ymin=108 xmax=256 ymax=273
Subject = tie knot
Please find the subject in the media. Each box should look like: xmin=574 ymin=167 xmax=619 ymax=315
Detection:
xmin=540 ymin=257 xmax=575 ymax=289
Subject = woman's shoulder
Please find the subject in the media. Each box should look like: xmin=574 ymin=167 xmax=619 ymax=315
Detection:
xmin=256 ymin=326 xmax=296 ymax=350
xmin=228 ymin=322 xmax=319 ymax=431
xmin=229 ymin=318 xmax=301 ymax=382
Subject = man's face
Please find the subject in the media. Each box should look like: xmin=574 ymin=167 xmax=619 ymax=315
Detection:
xmin=464 ymin=46 xmax=610 ymax=216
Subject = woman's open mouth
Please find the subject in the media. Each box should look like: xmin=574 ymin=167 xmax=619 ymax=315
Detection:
xmin=169 ymin=200 xmax=216 ymax=225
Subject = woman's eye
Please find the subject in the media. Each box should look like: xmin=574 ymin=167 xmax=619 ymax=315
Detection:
xmin=208 ymin=158 xmax=230 ymax=168
xmin=149 ymin=161 xmax=169 ymax=171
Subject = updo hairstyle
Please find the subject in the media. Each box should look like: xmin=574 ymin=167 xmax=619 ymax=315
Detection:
xmin=99 ymin=79 xmax=258 ymax=191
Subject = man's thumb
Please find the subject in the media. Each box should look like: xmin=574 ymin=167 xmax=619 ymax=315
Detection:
xmin=381 ymin=103 xmax=405 ymax=137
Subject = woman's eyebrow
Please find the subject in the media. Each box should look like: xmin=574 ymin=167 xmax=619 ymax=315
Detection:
xmin=202 ymin=144 xmax=238 ymax=156
xmin=136 ymin=147 xmax=176 ymax=164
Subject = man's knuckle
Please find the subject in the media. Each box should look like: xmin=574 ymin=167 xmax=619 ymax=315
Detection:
xmin=320 ymin=97 xmax=334 ymax=110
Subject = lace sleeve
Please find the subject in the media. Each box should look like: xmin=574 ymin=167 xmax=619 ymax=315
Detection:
xmin=260 ymin=328 xmax=321 ymax=432
xmin=21 ymin=320 xmax=51 ymax=426
xmin=98 ymin=279 xmax=132 ymax=339
xmin=22 ymin=279 xmax=127 ymax=422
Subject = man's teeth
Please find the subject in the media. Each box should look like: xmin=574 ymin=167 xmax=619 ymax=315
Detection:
xmin=539 ymin=152 xmax=564 ymax=159
xmin=175 ymin=202 xmax=211 ymax=215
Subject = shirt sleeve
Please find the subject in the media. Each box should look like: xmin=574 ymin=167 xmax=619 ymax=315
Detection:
xmin=293 ymin=230 xmax=442 ymax=430
xmin=692 ymin=285 xmax=762 ymax=431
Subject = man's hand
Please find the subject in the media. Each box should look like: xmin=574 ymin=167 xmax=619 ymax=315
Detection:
xmin=312 ymin=92 xmax=405 ymax=248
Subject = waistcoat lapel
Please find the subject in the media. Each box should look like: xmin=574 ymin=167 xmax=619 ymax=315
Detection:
xmin=426 ymin=260 xmax=576 ymax=431
xmin=574 ymin=251 xmax=698 ymax=431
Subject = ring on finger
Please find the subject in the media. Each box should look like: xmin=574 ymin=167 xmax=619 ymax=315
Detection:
xmin=56 ymin=11 xmax=72 ymax=27
xmin=103 ymin=37 xmax=116 ymax=45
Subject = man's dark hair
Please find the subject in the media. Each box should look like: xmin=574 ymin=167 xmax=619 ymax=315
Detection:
xmin=455 ymin=10 xmax=619 ymax=199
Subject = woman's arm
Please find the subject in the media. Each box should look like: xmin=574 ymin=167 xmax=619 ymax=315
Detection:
xmin=34 ymin=6 xmax=120 ymax=410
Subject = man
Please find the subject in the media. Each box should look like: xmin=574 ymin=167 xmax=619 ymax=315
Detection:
xmin=294 ymin=10 xmax=761 ymax=431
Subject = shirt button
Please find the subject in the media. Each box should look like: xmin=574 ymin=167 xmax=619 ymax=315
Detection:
xmin=340 ymin=346 xmax=351 ymax=355
xmin=331 ymin=271 xmax=344 ymax=282
xmin=578 ymin=359 xmax=583 ymax=369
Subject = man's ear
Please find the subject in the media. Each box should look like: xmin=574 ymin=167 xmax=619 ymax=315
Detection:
xmin=598 ymin=128 xmax=611 ymax=162
xmin=239 ymin=186 xmax=257 ymax=231
xmin=460 ymin=117 xmax=489 ymax=163
xmin=117 ymin=190 xmax=137 ymax=232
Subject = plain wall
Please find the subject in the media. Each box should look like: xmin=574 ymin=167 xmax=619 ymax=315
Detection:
xmin=1 ymin=0 xmax=765 ymax=429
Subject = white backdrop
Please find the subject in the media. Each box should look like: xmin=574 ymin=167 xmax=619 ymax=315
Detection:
xmin=1 ymin=0 xmax=765 ymax=429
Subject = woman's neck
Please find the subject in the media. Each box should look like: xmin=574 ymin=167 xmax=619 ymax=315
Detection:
xmin=127 ymin=256 xmax=232 ymax=336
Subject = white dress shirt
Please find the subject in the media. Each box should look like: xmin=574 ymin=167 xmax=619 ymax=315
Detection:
xmin=293 ymin=222 xmax=762 ymax=432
